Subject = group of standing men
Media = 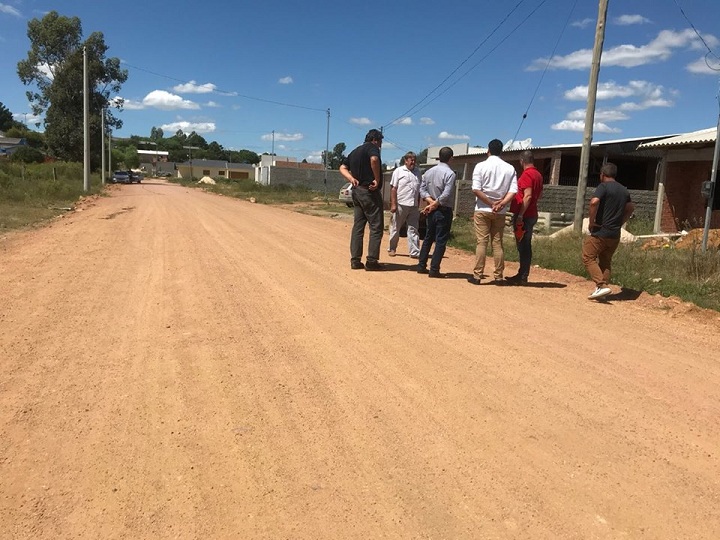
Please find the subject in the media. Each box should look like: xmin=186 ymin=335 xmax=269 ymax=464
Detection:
xmin=341 ymin=129 xmax=634 ymax=300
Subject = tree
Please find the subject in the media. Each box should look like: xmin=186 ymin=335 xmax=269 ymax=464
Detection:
xmin=150 ymin=126 xmax=164 ymax=141
xmin=321 ymin=142 xmax=346 ymax=169
xmin=17 ymin=11 xmax=128 ymax=166
xmin=10 ymin=146 xmax=44 ymax=164
xmin=416 ymin=148 xmax=428 ymax=165
xmin=0 ymin=102 xmax=14 ymax=131
xmin=230 ymin=149 xmax=260 ymax=165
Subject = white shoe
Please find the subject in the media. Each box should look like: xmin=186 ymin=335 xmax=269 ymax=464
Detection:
xmin=387 ymin=250 xmax=396 ymax=257
xmin=588 ymin=287 xmax=611 ymax=300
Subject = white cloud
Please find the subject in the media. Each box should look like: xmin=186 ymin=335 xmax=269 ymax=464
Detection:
xmin=566 ymin=108 xmax=629 ymax=122
xmin=420 ymin=117 xmax=435 ymax=125
xmin=261 ymin=132 xmax=304 ymax=142
xmin=571 ymin=18 xmax=594 ymax=29
xmin=614 ymin=14 xmax=651 ymax=25
xmin=393 ymin=117 xmax=413 ymax=125
xmin=173 ymin=81 xmax=217 ymax=94
xmin=160 ymin=121 xmax=216 ymax=134
xmin=141 ymin=90 xmax=200 ymax=110
xmin=205 ymin=101 xmax=220 ymax=108
xmin=551 ymin=120 xmax=621 ymax=133
xmin=438 ymin=131 xmax=470 ymax=140
xmin=305 ymin=151 xmax=323 ymax=164
xmin=528 ymin=29 xmax=719 ymax=70
xmin=564 ymin=80 xmax=671 ymax=104
xmin=349 ymin=117 xmax=372 ymax=126
xmin=687 ymin=56 xmax=720 ymax=75
xmin=278 ymin=76 xmax=294 ymax=84
xmin=13 ymin=112 xmax=42 ymax=125
xmin=121 ymin=98 xmax=144 ymax=110
xmin=0 ymin=3 xmax=21 ymax=16
xmin=618 ymin=98 xmax=672 ymax=111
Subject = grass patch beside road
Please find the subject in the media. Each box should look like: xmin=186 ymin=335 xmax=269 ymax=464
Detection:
xmin=171 ymin=177 xmax=334 ymax=205
xmin=0 ymin=162 xmax=103 ymax=230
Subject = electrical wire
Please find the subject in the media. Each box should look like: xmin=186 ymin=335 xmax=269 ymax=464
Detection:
xmin=122 ymin=62 xmax=328 ymax=112
xmin=412 ymin=0 xmax=548 ymax=118
xmin=381 ymin=0 xmax=529 ymax=130
xmin=672 ymin=0 xmax=720 ymax=71
xmin=512 ymin=0 xmax=579 ymax=142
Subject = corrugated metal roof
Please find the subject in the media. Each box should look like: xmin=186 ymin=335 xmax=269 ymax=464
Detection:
xmin=637 ymin=127 xmax=717 ymax=149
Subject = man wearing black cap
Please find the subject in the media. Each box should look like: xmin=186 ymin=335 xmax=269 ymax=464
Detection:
xmin=340 ymin=129 xmax=385 ymax=271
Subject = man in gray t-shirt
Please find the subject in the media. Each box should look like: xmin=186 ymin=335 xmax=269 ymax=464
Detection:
xmin=582 ymin=162 xmax=635 ymax=300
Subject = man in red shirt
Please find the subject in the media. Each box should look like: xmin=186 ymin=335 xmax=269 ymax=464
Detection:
xmin=507 ymin=150 xmax=544 ymax=285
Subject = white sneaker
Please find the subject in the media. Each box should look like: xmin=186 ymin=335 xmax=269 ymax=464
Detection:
xmin=388 ymin=250 xmax=396 ymax=257
xmin=588 ymin=287 xmax=611 ymax=300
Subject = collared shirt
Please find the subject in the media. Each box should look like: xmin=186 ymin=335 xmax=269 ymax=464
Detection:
xmin=390 ymin=165 xmax=421 ymax=206
xmin=472 ymin=155 xmax=518 ymax=214
xmin=420 ymin=162 xmax=456 ymax=209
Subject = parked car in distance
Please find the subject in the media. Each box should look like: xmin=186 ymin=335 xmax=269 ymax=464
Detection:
xmin=339 ymin=182 xmax=353 ymax=207
xmin=111 ymin=170 xmax=130 ymax=184
xmin=129 ymin=170 xmax=143 ymax=183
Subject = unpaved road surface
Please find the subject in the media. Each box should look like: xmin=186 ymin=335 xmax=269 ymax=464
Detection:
xmin=1 ymin=180 xmax=719 ymax=539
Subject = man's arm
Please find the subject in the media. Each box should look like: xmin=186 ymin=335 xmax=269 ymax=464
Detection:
xmin=339 ymin=164 xmax=357 ymax=187
xmin=491 ymin=173 xmax=518 ymax=213
xmin=435 ymin=171 xmax=456 ymax=208
xmin=622 ymin=201 xmax=635 ymax=224
xmin=515 ymin=187 xmax=533 ymax=221
xmin=588 ymin=197 xmax=600 ymax=230
xmin=369 ymin=155 xmax=381 ymax=191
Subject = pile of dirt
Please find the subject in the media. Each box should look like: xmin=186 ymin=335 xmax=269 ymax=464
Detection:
xmin=674 ymin=228 xmax=720 ymax=250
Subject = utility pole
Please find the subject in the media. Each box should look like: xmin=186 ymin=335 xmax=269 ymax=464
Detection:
xmin=182 ymin=145 xmax=200 ymax=180
xmin=101 ymin=108 xmax=105 ymax=185
xmin=324 ymin=109 xmax=330 ymax=202
xmin=83 ymin=46 xmax=90 ymax=192
xmin=573 ymin=0 xmax=609 ymax=233
xmin=701 ymin=101 xmax=720 ymax=253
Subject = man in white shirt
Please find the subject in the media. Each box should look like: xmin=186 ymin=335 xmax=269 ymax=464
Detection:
xmin=387 ymin=152 xmax=422 ymax=258
xmin=469 ymin=139 xmax=518 ymax=285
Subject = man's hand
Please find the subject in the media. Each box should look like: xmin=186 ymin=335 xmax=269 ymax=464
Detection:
xmin=350 ymin=177 xmax=359 ymax=187
xmin=390 ymin=203 xmax=397 ymax=213
xmin=368 ymin=179 xmax=379 ymax=191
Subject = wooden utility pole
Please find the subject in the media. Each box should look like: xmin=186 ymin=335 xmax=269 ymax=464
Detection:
xmin=573 ymin=0 xmax=609 ymax=233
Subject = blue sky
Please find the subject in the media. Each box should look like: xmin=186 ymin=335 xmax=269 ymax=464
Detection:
xmin=1 ymin=0 xmax=719 ymax=165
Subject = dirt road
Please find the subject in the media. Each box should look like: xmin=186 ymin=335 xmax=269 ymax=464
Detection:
xmin=1 ymin=180 xmax=719 ymax=539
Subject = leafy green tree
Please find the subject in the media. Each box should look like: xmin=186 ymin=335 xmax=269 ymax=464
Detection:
xmin=10 ymin=146 xmax=45 ymax=163
xmin=4 ymin=126 xmax=46 ymax=149
xmin=0 ymin=102 xmax=14 ymax=131
xmin=17 ymin=11 xmax=128 ymax=166
xmin=150 ymin=126 xmax=164 ymax=141
xmin=321 ymin=142 xmax=346 ymax=169
xmin=416 ymin=148 xmax=428 ymax=164
xmin=230 ymin=149 xmax=260 ymax=165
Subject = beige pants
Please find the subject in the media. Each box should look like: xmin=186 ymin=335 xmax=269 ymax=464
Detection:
xmin=472 ymin=211 xmax=506 ymax=280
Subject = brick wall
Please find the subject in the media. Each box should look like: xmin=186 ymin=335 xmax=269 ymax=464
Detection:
xmin=662 ymin=161 xmax=720 ymax=231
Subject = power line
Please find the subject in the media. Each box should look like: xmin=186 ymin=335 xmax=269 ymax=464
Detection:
xmin=122 ymin=62 xmax=328 ymax=112
xmin=412 ymin=0 xmax=549 ymax=118
xmin=381 ymin=0 xmax=529 ymax=130
xmin=672 ymin=0 xmax=720 ymax=70
xmin=512 ymin=0 xmax=579 ymax=141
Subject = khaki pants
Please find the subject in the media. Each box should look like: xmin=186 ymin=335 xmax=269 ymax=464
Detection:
xmin=582 ymin=235 xmax=620 ymax=287
xmin=473 ymin=211 xmax=506 ymax=280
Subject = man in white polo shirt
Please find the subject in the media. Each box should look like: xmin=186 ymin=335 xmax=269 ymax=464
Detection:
xmin=387 ymin=151 xmax=422 ymax=258
xmin=468 ymin=139 xmax=518 ymax=285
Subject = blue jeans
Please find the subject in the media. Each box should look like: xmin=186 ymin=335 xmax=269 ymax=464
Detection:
xmin=418 ymin=206 xmax=453 ymax=273
xmin=515 ymin=216 xmax=537 ymax=280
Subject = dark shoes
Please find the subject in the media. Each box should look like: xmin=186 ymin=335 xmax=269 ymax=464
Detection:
xmin=428 ymin=271 xmax=445 ymax=279
xmin=365 ymin=261 xmax=384 ymax=271
xmin=505 ymin=274 xmax=528 ymax=286
xmin=351 ymin=261 xmax=365 ymax=270
xmin=467 ymin=277 xmax=481 ymax=285
xmin=416 ymin=266 xmax=429 ymax=274
xmin=491 ymin=279 xmax=508 ymax=286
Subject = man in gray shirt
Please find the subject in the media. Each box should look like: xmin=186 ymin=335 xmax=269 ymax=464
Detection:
xmin=416 ymin=147 xmax=456 ymax=278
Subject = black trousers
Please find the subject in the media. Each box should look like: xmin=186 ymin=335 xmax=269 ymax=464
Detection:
xmin=350 ymin=187 xmax=384 ymax=264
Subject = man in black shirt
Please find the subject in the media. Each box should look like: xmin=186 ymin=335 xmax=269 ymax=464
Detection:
xmin=582 ymin=162 xmax=635 ymax=300
xmin=340 ymin=129 xmax=385 ymax=271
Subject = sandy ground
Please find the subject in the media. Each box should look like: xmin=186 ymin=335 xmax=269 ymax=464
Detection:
xmin=1 ymin=179 xmax=719 ymax=539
